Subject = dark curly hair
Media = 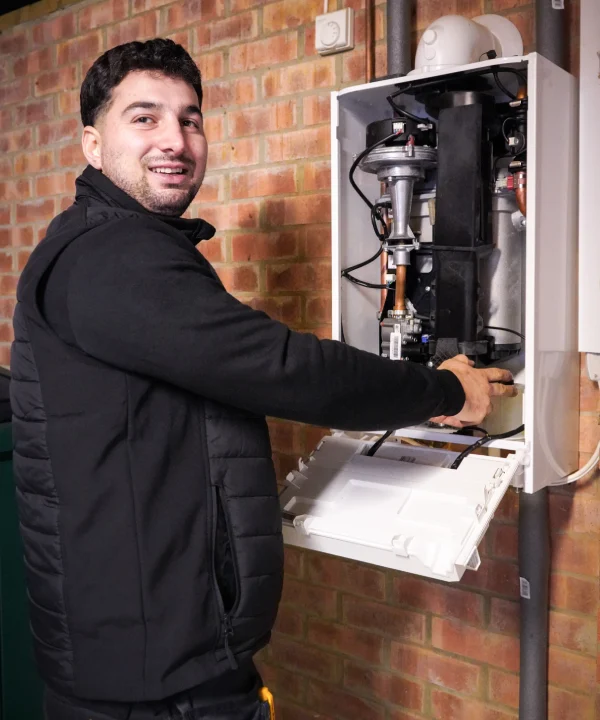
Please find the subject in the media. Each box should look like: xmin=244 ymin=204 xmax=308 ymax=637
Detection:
xmin=80 ymin=38 xmax=203 ymax=127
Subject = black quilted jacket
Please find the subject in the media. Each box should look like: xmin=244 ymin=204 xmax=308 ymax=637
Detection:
xmin=10 ymin=167 xmax=464 ymax=703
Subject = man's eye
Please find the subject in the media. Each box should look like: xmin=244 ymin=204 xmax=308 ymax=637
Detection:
xmin=182 ymin=119 xmax=200 ymax=129
xmin=134 ymin=116 xmax=154 ymax=124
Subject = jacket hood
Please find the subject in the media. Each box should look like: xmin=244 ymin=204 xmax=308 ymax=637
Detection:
xmin=75 ymin=165 xmax=216 ymax=245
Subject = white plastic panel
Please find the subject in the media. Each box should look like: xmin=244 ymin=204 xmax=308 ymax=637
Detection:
xmin=330 ymin=53 xmax=579 ymax=492
xmin=524 ymin=53 xmax=579 ymax=490
xmin=578 ymin=0 xmax=600 ymax=353
xmin=280 ymin=435 xmax=521 ymax=581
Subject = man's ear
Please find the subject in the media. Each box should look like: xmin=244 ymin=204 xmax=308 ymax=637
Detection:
xmin=82 ymin=126 xmax=102 ymax=169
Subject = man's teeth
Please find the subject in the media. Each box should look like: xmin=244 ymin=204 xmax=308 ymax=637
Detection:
xmin=151 ymin=168 xmax=185 ymax=174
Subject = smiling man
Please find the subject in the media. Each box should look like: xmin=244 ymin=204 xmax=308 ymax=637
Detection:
xmin=10 ymin=39 xmax=515 ymax=720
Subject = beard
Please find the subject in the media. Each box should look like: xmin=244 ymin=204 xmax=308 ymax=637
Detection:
xmin=102 ymin=151 xmax=202 ymax=217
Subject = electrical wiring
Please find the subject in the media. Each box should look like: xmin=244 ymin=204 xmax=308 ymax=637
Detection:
xmin=484 ymin=326 xmax=525 ymax=341
xmin=450 ymin=424 xmax=525 ymax=470
xmin=366 ymin=429 xmax=395 ymax=457
xmin=559 ymin=444 xmax=600 ymax=484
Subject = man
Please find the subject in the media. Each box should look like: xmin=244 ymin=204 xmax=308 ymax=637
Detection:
xmin=10 ymin=39 xmax=515 ymax=720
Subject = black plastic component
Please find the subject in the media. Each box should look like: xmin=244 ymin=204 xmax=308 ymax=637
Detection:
xmin=365 ymin=118 xmax=435 ymax=149
xmin=0 ymin=368 xmax=10 ymax=424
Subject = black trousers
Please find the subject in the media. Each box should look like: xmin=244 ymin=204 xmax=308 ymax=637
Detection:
xmin=43 ymin=664 xmax=271 ymax=720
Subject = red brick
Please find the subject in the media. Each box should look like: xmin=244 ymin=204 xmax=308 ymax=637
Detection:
xmin=281 ymin=578 xmax=337 ymax=618
xmin=35 ymin=172 xmax=76 ymax=197
xmin=232 ymin=231 xmax=298 ymax=261
xmin=13 ymin=47 xmax=54 ymax=78
xmin=165 ymin=0 xmax=224 ymax=29
xmin=307 ymin=678 xmax=385 ymax=720
xmin=263 ymin=0 xmax=322 ymax=32
xmin=0 ymin=320 xmax=15 ymax=341
xmin=343 ymin=661 xmax=424 ymax=712
xmin=548 ymin=686 xmax=595 ymax=720
xmin=15 ymin=147 xmax=54 ymax=175
xmin=34 ymin=66 xmax=78 ymax=97
xmin=193 ymin=175 xmax=223 ymax=204
xmin=231 ymin=167 xmax=296 ymax=200
xmin=579 ymin=413 xmax=600 ymax=454
xmin=548 ymin=610 xmax=596 ymax=654
xmin=548 ymin=646 xmax=595 ymax=693
xmin=579 ymin=373 xmax=600 ymax=412
xmin=273 ymin=604 xmax=304 ymax=639
xmin=230 ymin=0 xmax=265 ymax=11
xmin=196 ymin=237 xmax=223 ymax=263
xmin=307 ymin=618 xmax=384 ymax=665
xmin=0 ymin=298 xmax=17 ymax=319
xmin=14 ymin=98 xmax=55 ymax=126
xmin=342 ymin=596 xmax=425 ymax=644
xmin=57 ymin=32 xmax=102 ymax=66
xmin=196 ymin=52 xmax=225 ymax=82
xmin=58 ymin=197 xmax=73 ymax=213
xmin=0 ymin=79 xmax=30 ymax=107
xmin=233 ymin=77 xmax=257 ymax=105
xmin=552 ymin=534 xmax=599 ymax=576
xmin=38 ymin=118 xmax=82 ymax=147
xmin=266 ymin=126 xmax=330 ymax=163
xmin=489 ymin=598 xmax=519 ymax=635
xmin=195 ymin=12 xmax=258 ymax=49
xmin=0 ymin=207 xmax=10 ymax=225
xmin=132 ymin=0 xmax=183 ymax=12
xmin=343 ymin=47 xmax=367 ymax=84
xmin=303 ymin=94 xmax=331 ymax=126
xmin=461 ymin=557 xmax=519 ymax=597
xmin=0 ymin=179 xmax=30 ymax=201
xmin=305 ymin=296 xmax=331 ymax=324
xmin=202 ymin=82 xmax=232 ymax=112
xmin=0 ymin=345 xmax=10 ymax=366
xmin=488 ymin=668 xmax=519 ymax=709
xmin=490 ymin=524 xmax=518 ymax=560
xmin=0 ymin=275 xmax=19 ymax=296
xmin=268 ymin=192 xmax=331 ymax=227
xmin=302 ymin=225 xmax=331 ymax=259
xmin=306 ymin=554 xmax=385 ymax=601
xmin=0 ymin=109 xmax=11 ymax=133
xmin=215 ymin=264 xmax=259 ymax=293
xmin=266 ymin=261 xmax=331 ymax=293
xmin=207 ymin=139 xmax=258 ymax=171
xmin=267 ymin=420 xmax=301 ymax=454
xmin=269 ymin=636 xmax=339 ymax=683
xmin=249 ymin=295 xmax=302 ymax=325
xmin=303 ymin=161 xmax=331 ymax=192
xmin=431 ymin=689 xmax=516 ymax=720
xmin=228 ymin=101 xmax=296 ymax=138
xmin=505 ymin=10 xmax=534 ymax=51
xmin=392 ymin=575 xmax=485 ymax=626
xmin=432 ymin=617 xmax=519 ymax=672
xmin=107 ymin=14 xmax=158 ymax=47
xmin=0 ymin=30 xmax=28 ymax=56
xmin=79 ymin=0 xmax=128 ymax=32
xmin=390 ymin=643 xmax=481 ymax=695
xmin=201 ymin=202 xmax=259 ymax=232
xmin=284 ymin=546 xmax=304 ymax=579
xmin=0 ymin=226 xmax=34 ymax=248
xmin=495 ymin=489 xmax=519 ymax=523
xmin=203 ymin=115 xmax=225 ymax=142
xmin=59 ymin=91 xmax=81 ymax=117
xmin=229 ymin=32 xmax=298 ymax=73
xmin=32 ymin=13 xmax=76 ymax=46
xmin=263 ymin=58 xmax=335 ymax=98
xmin=16 ymin=199 xmax=55 ymax=224
xmin=550 ymin=488 xmax=600 ymax=533
xmin=58 ymin=144 xmax=84 ymax=169
xmin=17 ymin=251 xmax=31 ymax=272
xmin=415 ymin=0 xmax=483 ymax=32
xmin=255 ymin=662 xmax=304 ymax=703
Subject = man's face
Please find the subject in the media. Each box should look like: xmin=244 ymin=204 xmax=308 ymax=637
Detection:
xmin=84 ymin=71 xmax=207 ymax=216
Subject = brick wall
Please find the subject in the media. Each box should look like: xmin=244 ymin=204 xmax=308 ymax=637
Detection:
xmin=0 ymin=0 xmax=598 ymax=718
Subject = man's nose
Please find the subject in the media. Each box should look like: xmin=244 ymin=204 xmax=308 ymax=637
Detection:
xmin=157 ymin=117 xmax=186 ymax=155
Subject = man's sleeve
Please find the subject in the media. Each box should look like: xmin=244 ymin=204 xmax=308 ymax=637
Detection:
xmin=65 ymin=220 xmax=465 ymax=431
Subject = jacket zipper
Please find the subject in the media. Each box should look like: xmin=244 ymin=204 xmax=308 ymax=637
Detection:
xmin=211 ymin=485 xmax=239 ymax=670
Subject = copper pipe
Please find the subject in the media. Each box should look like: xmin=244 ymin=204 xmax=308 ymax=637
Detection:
xmin=365 ymin=0 xmax=375 ymax=83
xmin=515 ymin=170 xmax=527 ymax=216
xmin=394 ymin=265 xmax=406 ymax=313
xmin=380 ymin=250 xmax=387 ymax=314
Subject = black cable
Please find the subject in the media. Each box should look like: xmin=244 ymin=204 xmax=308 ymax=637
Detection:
xmin=493 ymin=70 xmax=517 ymax=100
xmin=450 ymin=424 xmax=525 ymax=470
xmin=366 ymin=430 xmax=395 ymax=457
xmin=484 ymin=325 xmax=525 ymax=341
xmin=386 ymin=92 xmax=428 ymax=124
xmin=349 ymin=130 xmax=402 ymax=211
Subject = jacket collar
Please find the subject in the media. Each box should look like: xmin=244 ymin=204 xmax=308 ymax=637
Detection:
xmin=75 ymin=165 xmax=216 ymax=244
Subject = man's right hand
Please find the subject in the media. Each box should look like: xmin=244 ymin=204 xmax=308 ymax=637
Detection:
xmin=431 ymin=355 xmax=518 ymax=429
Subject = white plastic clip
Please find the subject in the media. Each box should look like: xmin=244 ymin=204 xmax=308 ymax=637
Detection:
xmin=390 ymin=324 xmax=402 ymax=360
